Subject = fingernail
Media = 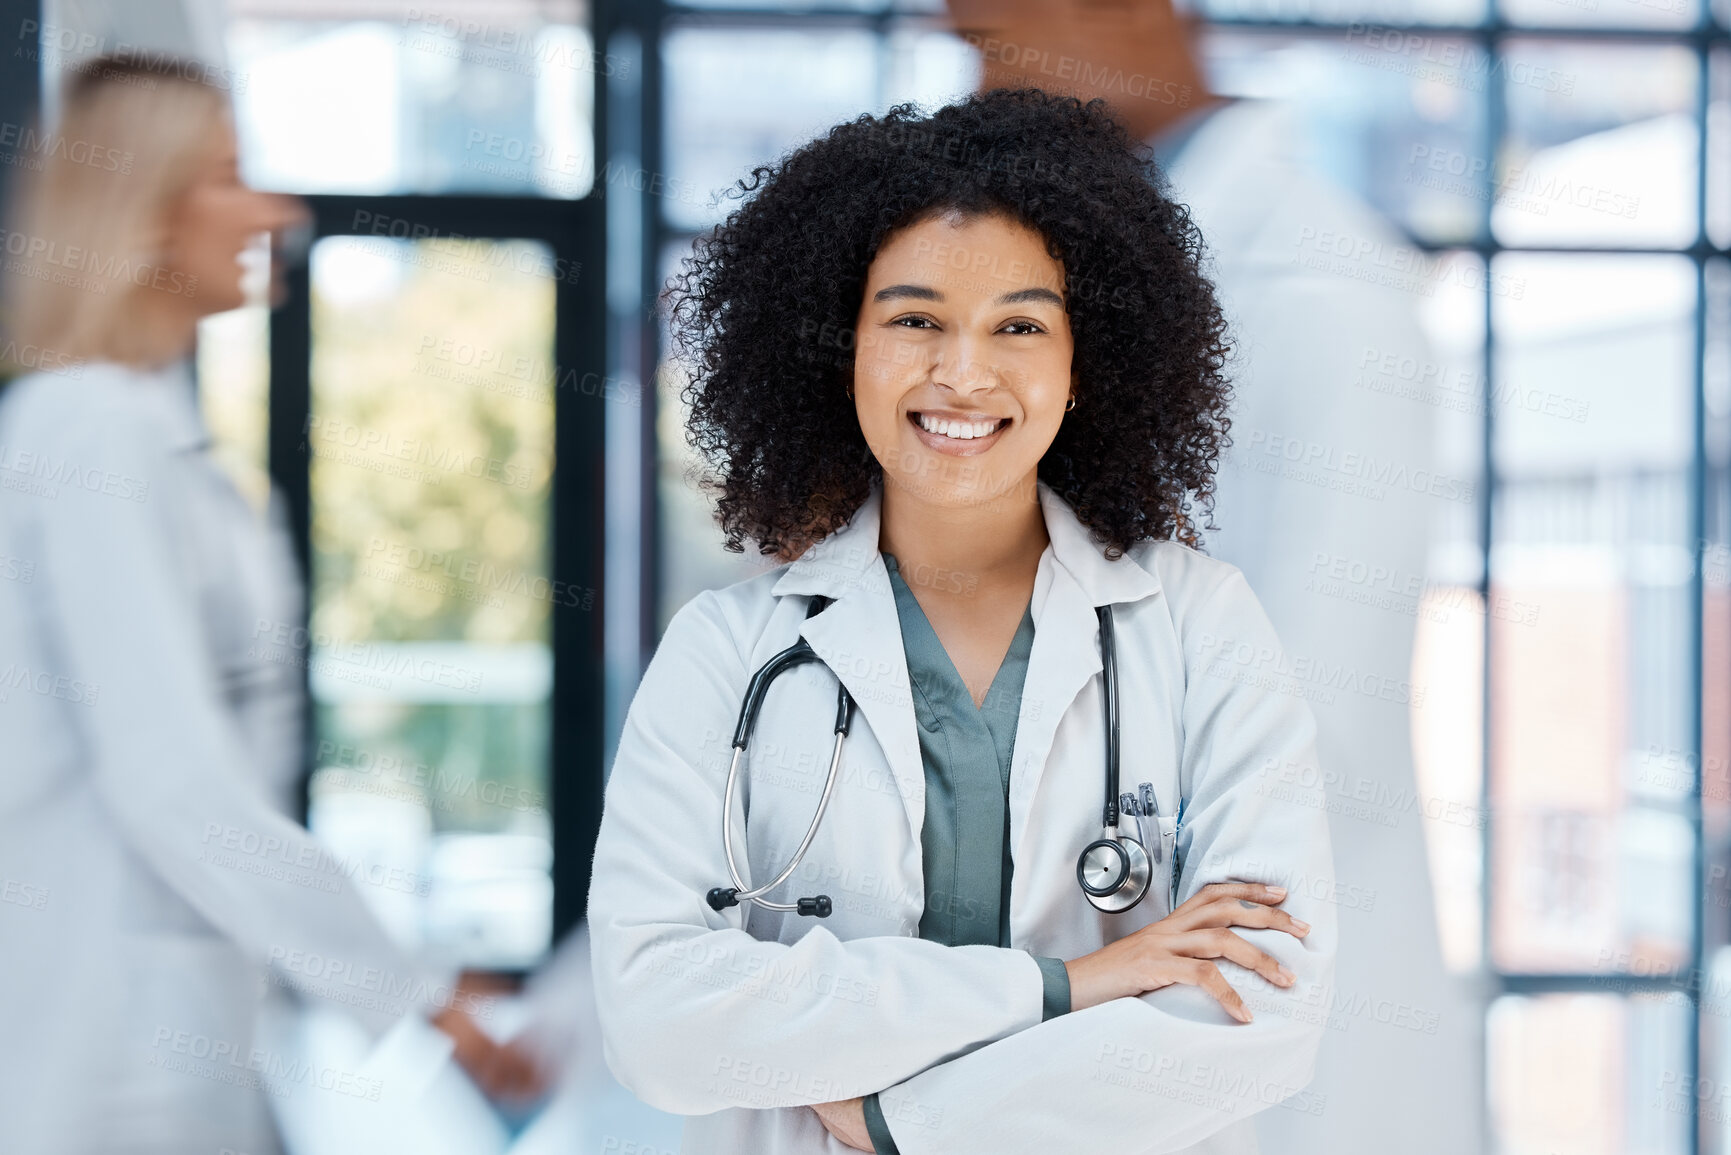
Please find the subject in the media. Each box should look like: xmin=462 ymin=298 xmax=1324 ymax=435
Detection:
xmin=1238 ymin=1009 xmax=1254 ymax=1023
xmin=1265 ymin=885 xmax=1287 ymax=900
xmin=1291 ymin=917 xmax=1310 ymax=935
xmin=1278 ymin=965 xmax=1295 ymax=984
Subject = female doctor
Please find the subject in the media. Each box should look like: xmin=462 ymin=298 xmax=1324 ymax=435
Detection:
xmin=587 ymin=89 xmax=1336 ymax=1154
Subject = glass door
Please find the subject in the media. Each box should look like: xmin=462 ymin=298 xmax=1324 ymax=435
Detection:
xmin=268 ymin=194 xmax=606 ymax=973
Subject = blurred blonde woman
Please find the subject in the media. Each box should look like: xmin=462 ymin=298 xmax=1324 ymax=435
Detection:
xmin=0 ymin=54 xmax=530 ymax=1154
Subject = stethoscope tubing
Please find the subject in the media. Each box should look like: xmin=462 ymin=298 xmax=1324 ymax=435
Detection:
xmin=713 ymin=596 xmax=1160 ymax=916
xmin=720 ymin=721 xmax=847 ymax=909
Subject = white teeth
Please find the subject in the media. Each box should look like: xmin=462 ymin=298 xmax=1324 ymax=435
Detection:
xmin=916 ymin=413 xmax=1002 ymax=440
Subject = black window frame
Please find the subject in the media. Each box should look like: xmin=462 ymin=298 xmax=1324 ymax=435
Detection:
xmin=268 ymin=192 xmax=610 ymax=951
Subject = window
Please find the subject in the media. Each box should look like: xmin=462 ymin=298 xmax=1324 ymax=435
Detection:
xmin=228 ymin=0 xmax=597 ymax=198
xmin=301 ymin=235 xmax=559 ymax=968
xmin=194 ymin=3 xmax=608 ymax=969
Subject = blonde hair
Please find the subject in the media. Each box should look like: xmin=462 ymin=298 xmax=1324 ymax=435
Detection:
xmin=2 ymin=54 xmax=229 ymax=369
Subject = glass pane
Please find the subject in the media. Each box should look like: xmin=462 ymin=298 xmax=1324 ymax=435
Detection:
xmin=1488 ymin=254 xmax=1697 ymax=975
xmin=656 ymin=236 xmax=774 ymax=632
xmin=197 ymin=303 xmax=273 ymax=515
xmin=1500 ymin=0 xmax=1697 ymax=32
xmin=1707 ymin=261 xmax=1731 ymax=949
xmin=1496 ymin=42 xmax=1698 ymax=248
xmin=662 ymin=25 xmax=879 ymax=231
xmin=1408 ymin=252 xmax=1490 ymax=972
xmin=304 ymin=235 xmax=558 ymax=969
xmin=883 ymin=23 xmax=979 ymax=110
xmin=197 ymin=232 xmax=279 ymax=513
xmin=1201 ymin=29 xmax=1490 ymax=246
xmin=1487 ymin=992 xmax=1690 ymax=1155
xmin=1202 ymin=0 xmax=1488 ymax=27
xmin=1700 ymin=948 xmax=1731 ymax=1155
xmin=230 ymin=4 xmax=596 ymax=198
xmin=1712 ymin=50 xmax=1730 ymax=250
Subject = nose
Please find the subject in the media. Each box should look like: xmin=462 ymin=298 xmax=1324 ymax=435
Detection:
xmin=260 ymin=193 xmax=312 ymax=270
xmin=928 ymin=329 xmax=998 ymax=400
xmin=262 ymin=192 xmax=310 ymax=234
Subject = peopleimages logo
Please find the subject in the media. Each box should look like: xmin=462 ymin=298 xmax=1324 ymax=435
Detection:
xmin=363 ymin=536 xmax=595 ymax=610
xmin=0 ymin=120 xmax=132 ymax=172
xmin=249 ymin=619 xmax=484 ymax=695
xmin=1236 ymin=427 xmax=1476 ymax=505
xmin=0 ymin=441 xmax=149 ymax=502
xmin=0 ymin=228 xmax=199 ymax=297
xmin=1194 ymin=631 xmax=1425 ymax=709
xmin=301 ymin=414 xmax=538 ymax=491
xmin=0 ymin=663 xmax=99 ymax=707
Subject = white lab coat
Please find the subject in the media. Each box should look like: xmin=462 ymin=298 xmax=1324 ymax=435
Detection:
xmin=0 ymin=361 xmax=453 ymax=1155
xmin=588 ymin=480 xmax=1337 ymax=1154
xmin=1162 ymin=101 xmax=1483 ymax=1153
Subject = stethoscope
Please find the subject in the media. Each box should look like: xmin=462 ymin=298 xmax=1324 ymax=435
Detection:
xmin=706 ymin=594 xmax=1170 ymax=918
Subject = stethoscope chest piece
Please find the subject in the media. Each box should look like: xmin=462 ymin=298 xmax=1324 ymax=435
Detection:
xmin=1076 ymin=827 xmax=1151 ymax=913
xmin=1076 ymin=603 xmax=1156 ymax=914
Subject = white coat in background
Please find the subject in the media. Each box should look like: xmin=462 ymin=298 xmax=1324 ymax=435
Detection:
xmin=1162 ymin=100 xmax=1483 ymax=1154
xmin=588 ymin=479 xmax=1337 ymax=1154
xmin=0 ymin=362 xmax=454 ymax=1155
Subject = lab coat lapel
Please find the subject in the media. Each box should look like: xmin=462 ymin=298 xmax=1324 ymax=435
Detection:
xmin=767 ymin=480 xmax=1166 ymax=860
xmin=770 ymin=486 xmax=927 ymax=845
xmin=1007 ymin=484 xmax=1165 ymax=859
xmin=1007 ymin=555 xmax=1101 ymax=860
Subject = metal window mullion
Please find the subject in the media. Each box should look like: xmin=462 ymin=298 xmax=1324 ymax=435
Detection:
xmin=1687 ymin=25 xmax=1713 ymax=1155
xmin=1478 ymin=27 xmax=1501 ymax=1155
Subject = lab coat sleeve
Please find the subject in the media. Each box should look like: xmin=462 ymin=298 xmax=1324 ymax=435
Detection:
xmin=32 ymin=414 xmax=454 ymax=1038
xmin=586 ymin=591 xmax=1051 ymax=1116
xmin=872 ymin=568 xmax=1338 ymax=1154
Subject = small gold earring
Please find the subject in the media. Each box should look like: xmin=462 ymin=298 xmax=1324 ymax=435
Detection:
xmin=846 ymin=382 xmax=855 ymax=400
xmin=1064 ymin=394 xmax=1076 ymax=411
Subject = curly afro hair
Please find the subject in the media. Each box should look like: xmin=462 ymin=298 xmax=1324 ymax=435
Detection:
xmin=666 ymin=86 xmax=1233 ymax=561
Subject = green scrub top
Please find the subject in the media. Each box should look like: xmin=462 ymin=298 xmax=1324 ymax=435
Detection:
xmin=862 ymin=553 xmax=1071 ymax=1155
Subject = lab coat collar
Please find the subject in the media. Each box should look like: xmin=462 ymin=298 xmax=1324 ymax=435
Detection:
xmin=769 ymin=478 xmax=1162 ymax=608
xmin=82 ymin=358 xmax=210 ymax=454
xmin=149 ymin=359 xmax=210 ymax=454
xmin=769 ymin=478 xmax=1162 ymax=851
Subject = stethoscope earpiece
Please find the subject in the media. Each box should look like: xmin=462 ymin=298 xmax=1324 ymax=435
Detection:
xmin=706 ymin=887 xmax=832 ymax=917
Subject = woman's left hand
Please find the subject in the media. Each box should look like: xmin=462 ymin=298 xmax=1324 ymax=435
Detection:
xmin=812 ymin=1096 xmax=873 ymax=1151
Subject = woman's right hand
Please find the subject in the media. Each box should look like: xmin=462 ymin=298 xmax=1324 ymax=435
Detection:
xmin=432 ymin=1003 xmax=549 ymax=1104
xmin=1064 ymin=882 xmax=1310 ymax=1021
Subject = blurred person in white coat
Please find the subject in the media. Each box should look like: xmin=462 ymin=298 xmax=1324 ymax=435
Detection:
xmin=589 ymin=90 xmax=1334 ymax=1154
xmin=946 ymin=3 xmax=1482 ymax=1151
xmin=0 ymin=53 xmax=532 ymax=1155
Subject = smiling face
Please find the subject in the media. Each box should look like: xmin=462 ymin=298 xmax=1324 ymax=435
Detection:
xmin=851 ymin=209 xmax=1074 ymax=510
xmin=162 ymin=113 xmax=308 ymax=316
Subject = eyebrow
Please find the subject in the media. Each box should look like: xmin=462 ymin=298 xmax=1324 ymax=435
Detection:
xmin=872 ymin=284 xmax=1065 ymax=307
